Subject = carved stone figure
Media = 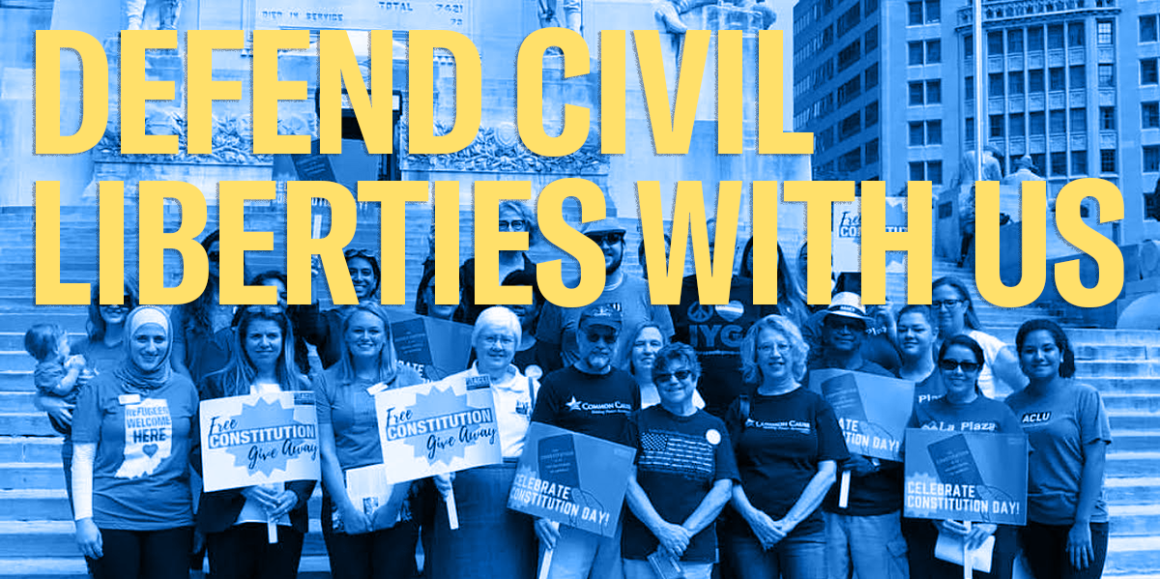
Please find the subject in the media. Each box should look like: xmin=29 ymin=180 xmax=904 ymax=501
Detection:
xmin=124 ymin=0 xmax=183 ymax=30
xmin=1002 ymin=155 xmax=1045 ymax=185
xmin=655 ymin=0 xmax=744 ymax=34
xmin=538 ymin=0 xmax=583 ymax=33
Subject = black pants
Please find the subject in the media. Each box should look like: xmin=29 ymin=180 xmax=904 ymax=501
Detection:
xmin=321 ymin=495 xmax=420 ymax=579
xmin=86 ymin=526 xmax=193 ymax=579
xmin=1020 ymin=521 xmax=1109 ymax=579
xmin=902 ymin=518 xmax=1017 ymax=579
xmin=206 ymin=523 xmax=305 ymax=579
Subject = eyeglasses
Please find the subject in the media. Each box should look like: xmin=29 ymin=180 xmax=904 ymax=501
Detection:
xmin=587 ymin=232 xmax=625 ymax=246
xmin=939 ymin=359 xmax=981 ymax=373
xmin=207 ymin=251 xmax=220 ymax=263
xmin=932 ymin=298 xmax=964 ymax=310
xmin=584 ymin=332 xmax=618 ymax=345
xmin=498 ymin=220 xmax=528 ymax=232
xmin=654 ymin=369 xmax=693 ymax=383
xmin=344 ymin=249 xmax=377 ymax=262
xmin=824 ymin=317 xmax=867 ymax=331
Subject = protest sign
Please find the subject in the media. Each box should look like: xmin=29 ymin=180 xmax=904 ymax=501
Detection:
xmin=374 ymin=373 xmax=503 ymax=484
xmin=904 ymin=429 xmax=1028 ymax=525
xmin=833 ymin=196 xmax=909 ymax=274
xmin=508 ymin=422 xmax=636 ymax=538
xmin=381 ymin=307 xmax=474 ymax=382
xmin=808 ymin=369 xmax=915 ymax=462
xmin=199 ymin=391 xmax=321 ymax=493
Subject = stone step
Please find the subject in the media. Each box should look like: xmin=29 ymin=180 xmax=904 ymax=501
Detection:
xmin=0 ymin=371 xmax=32 ymax=392
xmin=1110 ymin=504 xmax=1160 ymax=537
xmin=1087 ymin=379 xmax=1160 ymax=395
xmin=1106 ymin=477 xmax=1160 ymax=506
xmin=1075 ymin=361 xmax=1160 ymax=379
xmin=0 ymin=413 xmax=55 ymax=437
xmin=1109 ymin=411 xmax=1160 ymax=431
xmin=0 ymin=555 xmax=336 ymax=578
xmin=1110 ymin=431 xmax=1160 ymax=453
xmin=1107 ymin=452 xmax=1160 ymax=477
xmin=0 ymin=438 xmax=62 ymax=464
xmin=0 ymin=487 xmax=327 ymax=522
xmin=1105 ymin=536 xmax=1160 ymax=576
xmin=1075 ymin=345 xmax=1158 ymax=361
xmin=0 ymin=462 xmax=64 ymax=490
xmin=1104 ymin=395 xmax=1160 ymax=413
xmin=0 ymin=314 xmax=88 ymax=334
xmin=0 ymin=391 xmax=40 ymax=413
xmin=0 ymin=353 xmax=35 ymax=373
xmin=0 ymin=333 xmax=85 ymax=351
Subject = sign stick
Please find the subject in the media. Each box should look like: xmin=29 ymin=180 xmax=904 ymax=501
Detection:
xmin=446 ymin=490 xmax=459 ymax=530
xmin=267 ymin=518 xmax=278 ymax=544
xmin=838 ymin=471 xmax=851 ymax=508
xmin=963 ymin=521 xmax=972 ymax=579
xmin=539 ymin=548 xmax=554 ymax=579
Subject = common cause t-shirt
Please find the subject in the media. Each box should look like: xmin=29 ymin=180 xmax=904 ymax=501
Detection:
xmin=622 ymin=406 xmax=740 ymax=562
xmin=723 ymin=387 xmax=848 ymax=536
xmin=1005 ymin=381 xmax=1113 ymax=525
xmin=530 ymin=365 xmax=640 ymax=444
xmin=71 ymin=370 xmax=200 ymax=531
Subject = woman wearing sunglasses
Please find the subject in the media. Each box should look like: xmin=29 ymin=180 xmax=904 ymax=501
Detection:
xmin=931 ymin=276 xmax=1025 ymax=398
xmin=621 ymin=343 xmax=738 ymax=579
xmin=1005 ymin=320 xmax=1111 ymax=579
xmin=904 ymin=334 xmax=1023 ymax=579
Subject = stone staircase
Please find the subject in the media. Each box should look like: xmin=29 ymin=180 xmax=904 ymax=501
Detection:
xmin=1 ymin=206 xmax=1159 ymax=577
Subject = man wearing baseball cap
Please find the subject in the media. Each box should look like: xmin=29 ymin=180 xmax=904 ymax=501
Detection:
xmin=537 ymin=217 xmax=675 ymax=373
xmin=531 ymin=303 xmax=641 ymax=579
xmin=805 ymin=293 xmax=909 ymax=579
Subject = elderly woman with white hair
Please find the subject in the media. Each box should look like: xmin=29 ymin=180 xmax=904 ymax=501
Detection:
xmin=429 ymin=306 xmax=541 ymax=579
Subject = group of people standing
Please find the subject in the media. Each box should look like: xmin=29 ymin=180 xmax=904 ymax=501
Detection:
xmin=23 ymin=204 xmax=1111 ymax=579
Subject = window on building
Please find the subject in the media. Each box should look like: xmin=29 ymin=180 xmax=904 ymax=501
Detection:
xmin=1028 ymin=26 xmax=1045 ymax=51
xmin=1072 ymin=150 xmax=1088 ymax=174
xmin=966 ymin=117 xmax=976 ymax=141
xmin=1049 ymin=67 xmax=1066 ymax=91
xmin=1101 ymin=106 xmax=1116 ymax=130
xmin=1144 ymin=59 xmax=1159 ymax=85
xmin=1144 ymin=102 xmax=1160 ymax=128
xmin=1051 ymin=152 xmax=1068 ymax=176
xmin=989 ymin=73 xmax=1005 ymax=97
xmin=908 ymin=1 xmax=922 ymax=24
xmin=1048 ymin=24 xmax=1065 ymax=49
xmin=842 ymin=113 xmax=863 ymax=140
xmin=1030 ymin=69 xmax=1045 ymax=92
xmin=1008 ymin=29 xmax=1024 ymax=53
xmin=965 ymin=76 xmax=975 ymax=101
xmin=1098 ymin=64 xmax=1114 ymax=87
xmin=1010 ymin=113 xmax=1026 ymax=137
xmin=1030 ymin=111 xmax=1046 ymax=135
xmin=1097 ymin=21 xmax=1113 ymax=44
xmin=925 ymin=0 xmax=939 ymax=23
xmin=1009 ymin=71 xmax=1025 ymax=95
xmin=909 ymin=41 xmax=924 ymax=65
xmin=1069 ymin=65 xmax=1086 ymax=89
xmin=909 ymin=82 xmax=925 ymax=105
xmin=1101 ymin=149 xmax=1116 ymax=173
xmin=988 ymin=32 xmax=1004 ymax=55
xmin=823 ymin=25 xmax=834 ymax=47
xmin=964 ymin=34 xmax=974 ymax=59
xmin=1068 ymin=22 xmax=1084 ymax=46
xmin=1071 ymin=108 xmax=1087 ymax=132
xmin=865 ymin=0 xmax=879 ymax=15
xmin=928 ymin=120 xmax=943 ymax=144
xmin=910 ymin=162 xmax=925 ymax=181
xmin=840 ymin=148 xmax=863 ymax=172
xmin=838 ymin=5 xmax=861 ymax=35
xmin=839 ymin=40 xmax=862 ymax=71
xmin=1142 ymin=15 xmax=1158 ymax=42
xmin=927 ymin=80 xmax=942 ymax=103
xmin=865 ymin=139 xmax=880 ymax=164
xmin=865 ymin=26 xmax=879 ymax=52
xmin=865 ymin=63 xmax=879 ymax=89
xmin=928 ymin=161 xmax=944 ymax=184
xmin=1050 ymin=110 xmax=1067 ymax=134
xmin=866 ymin=101 xmax=880 ymax=126
xmin=909 ymin=122 xmax=925 ymax=145
xmin=1031 ymin=153 xmax=1046 ymax=173
xmin=838 ymin=77 xmax=862 ymax=105
xmin=990 ymin=114 xmax=1004 ymax=138
xmin=1146 ymin=147 xmax=1160 ymax=172
xmin=928 ymin=40 xmax=941 ymax=63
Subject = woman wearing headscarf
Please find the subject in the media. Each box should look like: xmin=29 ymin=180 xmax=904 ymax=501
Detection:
xmin=71 ymin=306 xmax=200 ymax=579
xmin=315 ymin=304 xmax=425 ymax=579
xmin=904 ymin=334 xmax=1024 ymax=579
xmin=429 ymin=307 xmax=540 ymax=579
xmin=196 ymin=306 xmax=316 ymax=578
xmin=1007 ymin=319 xmax=1112 ymax=579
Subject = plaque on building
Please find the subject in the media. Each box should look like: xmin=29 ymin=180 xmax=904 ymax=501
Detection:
xmin=254 ymin=0 xmax=472 ymax=33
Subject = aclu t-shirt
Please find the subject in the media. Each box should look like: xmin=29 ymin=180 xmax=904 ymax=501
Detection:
xmin=668 ymin=275 xmax=779 ymax=419
xmin=723 ymin=387 xmax=848 ymax=536
xmin=1005 ymin=381 xmax=1113 ymax=525
xmin=622 ymin=406 xmax=740 ymax=562
xmin=909 ymin=395 xmax=1023 ymax=434
xmin=71 ymin=371 xmax=199 ymax=530
xmin=530 ymin=365 xmax=640 ymax=444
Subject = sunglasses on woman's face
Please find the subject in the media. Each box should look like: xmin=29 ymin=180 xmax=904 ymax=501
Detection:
xmin=653 ymin=369 xmax=693 ymax=383
xmin=939 ymin=359 xmax=981 ymax=373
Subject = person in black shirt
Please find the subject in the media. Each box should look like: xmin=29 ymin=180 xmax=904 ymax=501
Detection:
xmin=531 ymin=303 xmax=640 ymax=579
xmin=721 ymin=315 xmax=847 ymax=579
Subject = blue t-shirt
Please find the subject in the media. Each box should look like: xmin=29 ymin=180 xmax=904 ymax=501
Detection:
xmin=622 ymin=406 xmax=740 ymax=562
xmin=71 ymin=371 xmax=200 ymax=530
xmin=909 ymin=395 xmax=1023 ymax=434
xmin=1006 ymin=381 xmax=1112 ymax=525
xmin=314 ymin=364 xmax=425 ymax=471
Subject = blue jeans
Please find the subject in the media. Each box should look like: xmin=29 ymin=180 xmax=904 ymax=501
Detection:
xmin=624 ymin=559 xmax=712 ymax=579
xmin=824 ymin=510 xmax=909 ymax=579
xmin=541 ymin=522 xmax=624 ymax=579
xmin=721 ymin=526 xmax=827 ymax=579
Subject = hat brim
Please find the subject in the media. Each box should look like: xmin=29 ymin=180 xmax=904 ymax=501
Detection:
xmin=580 ymin=319 xmax=622 ymax=331
xmin=824 ymin=310 xmax=869 ymax=322
xmin=583 ymin=228 xmax=627 ymax=237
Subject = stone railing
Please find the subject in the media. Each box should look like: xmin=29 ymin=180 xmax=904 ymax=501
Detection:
xmin=957 ymin=0 xmax=1118 ymax=27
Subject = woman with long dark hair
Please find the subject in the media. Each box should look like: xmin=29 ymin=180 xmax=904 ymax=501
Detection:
xmin=315 ymin=304 xmax=425 ymax=578
xmin=1006 ymin=319 xmax=1112 ymax=579
xmin=172 ymin=230 xmax=235 ymax=384
xmin=299 ymin=249 xmax=387 ymax=370
xmin=196 ymin=306 xmax=316 ymax=578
